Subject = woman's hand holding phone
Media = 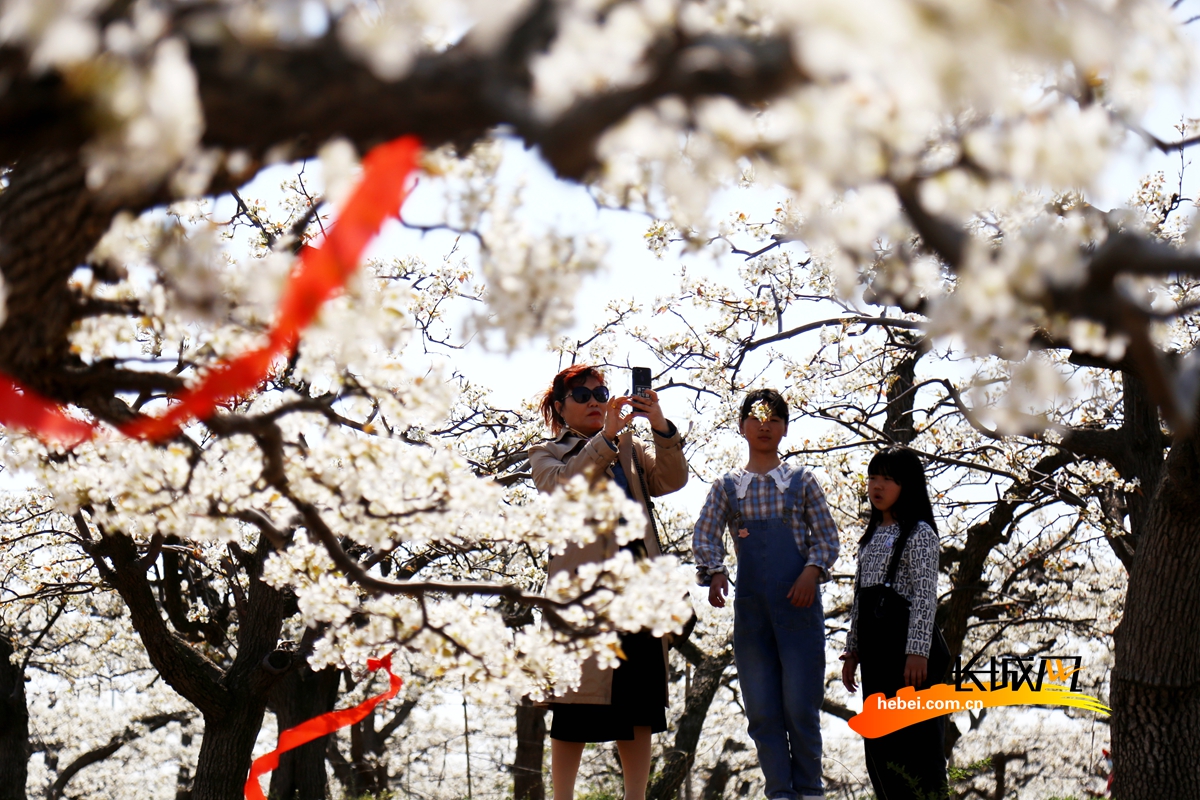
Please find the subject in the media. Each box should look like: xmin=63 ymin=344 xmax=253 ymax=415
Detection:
xmin=628 ymin=389 xmax=668 ymax=431
xmin=602 ymin=395 xmax=634 ymax=440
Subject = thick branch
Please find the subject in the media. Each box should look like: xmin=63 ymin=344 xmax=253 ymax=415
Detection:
xmin=893 ymin=178 xmax=968 ymax=268
xmin=47 ymin=712 xmax=190 ymax=800
xmin=224 ymin=539 xmax=289 ymax=698
xmin=647 ymin=643 xmax=735 ymax=800
xmin=79 ymin=517 xmax=230 ymax=719
xmin=897 ymin=176 xmax=1200 ymax=430
xmin=0 ymin=7 xmax=805 ymax=420
xmin=742 ymin=315 xmax=924 ymax=355
xmin=940 ymin=451 xmax=1075 ymax=665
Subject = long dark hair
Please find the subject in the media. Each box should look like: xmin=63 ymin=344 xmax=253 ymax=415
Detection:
xmin=860 ymin=446 xmax=937 ymax=546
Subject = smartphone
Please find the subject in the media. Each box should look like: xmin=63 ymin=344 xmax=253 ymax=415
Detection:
xmin=631 ymin=367 xmax=652 ymax=399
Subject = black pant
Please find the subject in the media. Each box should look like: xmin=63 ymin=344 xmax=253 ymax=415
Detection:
xmin=857 ymin=585 xmax=947 ymax=800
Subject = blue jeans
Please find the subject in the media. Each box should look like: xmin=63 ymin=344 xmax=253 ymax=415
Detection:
xmin=727 ymin=477 xmax=825 ymax=799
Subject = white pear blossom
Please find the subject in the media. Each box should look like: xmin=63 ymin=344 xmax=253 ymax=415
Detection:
xmin=1 ymin=0 xmax=1197 ymax=795
xmin=82 ymin=37 xmax=205 ymax=197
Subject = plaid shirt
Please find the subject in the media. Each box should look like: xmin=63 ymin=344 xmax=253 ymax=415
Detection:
xmin=692 ymin=463 xmax=841 ymax=585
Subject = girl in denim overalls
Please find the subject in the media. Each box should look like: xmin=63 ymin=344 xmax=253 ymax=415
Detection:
xmin=693 ymin=389 xmax=841 ymax=800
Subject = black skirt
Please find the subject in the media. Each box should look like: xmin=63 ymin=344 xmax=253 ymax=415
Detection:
xmin=550 ymin=629 xmax=668 ymax=742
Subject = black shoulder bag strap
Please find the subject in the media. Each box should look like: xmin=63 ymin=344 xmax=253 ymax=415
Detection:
xmin=852 ymin=523 xmax=909 ymax=598
xmin=628 ymin=443 xmax=667 ymax=556
xmin=629 ymin=441 xmax=664 ymax=556
xmin=883 ymin=523 xmax=915 ymax=590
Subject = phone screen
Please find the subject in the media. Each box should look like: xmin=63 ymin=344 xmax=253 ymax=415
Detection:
xmin=631 ymin=367 xmax=652 ymax=398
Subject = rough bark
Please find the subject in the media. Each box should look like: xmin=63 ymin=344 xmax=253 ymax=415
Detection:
xmin=1108 ymin=371 xmax=1165 ymax=561
xmin=0 ymin=633 xmax=28 ymax=800
xmin=192 ymin=708 xmax=274 ymax=800
xmin=267 ymin=666 xmax=341 ymax=800
xmin=1111 ymin=430 xmax=1200 ymax=799
xmin=647 ymin=645 xmax=735 ymax=800
xmin=513 ymin=701 xmax=547 ymax=800
xmin=0 ymin=154 xmax=131 ymax=401
xmin=882 ymin=337 xmax=924 ymax=446
xmin=84 ymin=522 xmax=289 ymax=800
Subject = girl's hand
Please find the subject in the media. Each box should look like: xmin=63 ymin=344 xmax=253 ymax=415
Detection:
xmin=602 ymin=395 xmax=634 ymax=440
xmin=628 ymin=389 xmax=668 ymax=431
xmin=904 ymin=654 xmax=928 ymax=688
xmin=786 ymin=565 xmax=820 ymax=607
xmin=841 ymin=653 xmax=859 ymax=693
xmin=708 ymin=573 xmax=729 ymax=608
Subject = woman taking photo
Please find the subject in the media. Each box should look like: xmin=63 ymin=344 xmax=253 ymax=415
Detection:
xmin=841 ymin=446 xmax=949 ymax=800
xmin=528 ymin=364 xmax=688 ymax=800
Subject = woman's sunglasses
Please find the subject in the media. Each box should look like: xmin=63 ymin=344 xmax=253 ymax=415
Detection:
xmin=563 ymin=385 xmax=610 ymax=404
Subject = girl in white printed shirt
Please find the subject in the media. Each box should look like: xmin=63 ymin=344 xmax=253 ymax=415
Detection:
xmin=841 ymin=446 xmax=949 ymax=800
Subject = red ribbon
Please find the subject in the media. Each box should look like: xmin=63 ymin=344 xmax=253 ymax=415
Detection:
xmin=0 ymin=135 xmax=422 ymax=445
xmin=244 ymin=654 xmax=403 ymax=800
xmin=0 ymin=374 xmax=96 ymax=444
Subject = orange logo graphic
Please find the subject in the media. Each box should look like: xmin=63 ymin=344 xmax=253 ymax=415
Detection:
xmin=848 ymin=656 xmax=1109 ymax=738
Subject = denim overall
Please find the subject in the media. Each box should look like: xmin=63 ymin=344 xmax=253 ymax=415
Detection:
xmin=724 ymin=473 xmax=825 ymax=800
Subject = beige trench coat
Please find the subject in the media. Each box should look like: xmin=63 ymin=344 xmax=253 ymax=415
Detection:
xmin=529 ymin=425 xmax=688 ymax=703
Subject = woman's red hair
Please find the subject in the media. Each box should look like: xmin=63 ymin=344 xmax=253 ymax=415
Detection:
xmin=539 ymin=365 xmax=606 ymax=434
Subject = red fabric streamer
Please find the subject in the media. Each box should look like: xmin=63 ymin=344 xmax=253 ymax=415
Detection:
xmin=245 ymin=654 xmax=403 ymax=800
xmin=0 ymin=374 xmax=95 ymax=445
xmin=0 ymin=135 xmax=422 ymax=444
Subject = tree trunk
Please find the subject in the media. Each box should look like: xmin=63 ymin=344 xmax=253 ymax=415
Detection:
xmin=0 ymin=633 xmax=28 ymax=800
xmin=1117 ymin=372 xmax=1165 ymax=550
xmin=0 ymin=154 xmax=110 ymax=389
xmin=647 ymin=647 xmax=735 ymax=800
xmin=267 ymin=665 xmax=340 ymax=800
xmin=86 ymin=528 xmax=288 ymax=800
xmin=347 ymin=708 xmax=388 ymax=797
xmin=326 ymin=685 xmax=418 ymax=798
xmin=513 ymin=701 xmax=547 ymax=800
xmin=882 ymin=340 xmax=924 ymax=445
xmin=1112 ymin=432 xmax=1200 ymax=798
xmin=699 ymin=740 xmax=745 ymax=800
xmin=193 ymin=705 xmax=272 ymax=800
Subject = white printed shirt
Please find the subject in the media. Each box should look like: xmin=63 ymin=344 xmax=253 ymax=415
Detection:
xmin=846 ymin=520 xmax=939 ymax=657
